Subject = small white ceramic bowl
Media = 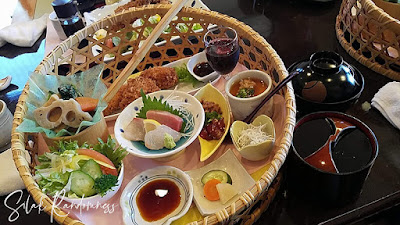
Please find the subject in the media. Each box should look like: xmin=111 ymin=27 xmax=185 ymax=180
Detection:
xmin=61 ymin=163 xmax=124 ymax=205
xmin=230 ymin=115 xmax=275 ymax=161
xmin=114 ymin=90 xmax=205 ymax=160
xmin=120 ymin=166 xmax=193 ymax=225
xmin=187 ymin=51 xmax=219 ymax=82
xmin=225 ymin=70 xmax=273 ymax=121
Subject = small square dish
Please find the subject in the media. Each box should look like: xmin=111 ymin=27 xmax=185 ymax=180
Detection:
xmin=186 ymin=149 xmax=255 ymax=215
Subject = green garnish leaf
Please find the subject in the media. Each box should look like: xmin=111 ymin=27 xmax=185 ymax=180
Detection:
xmin=174 ymin=63 xmax=199 ymax=87
xmin=49 ymin=140 xmax=90 ymax=153
xmin=236 ymin=88 xmax=255 ymax=98
xmin=205 ymin=111 xmax=222 ymax=125
xmin=137 ymin=90 xmax=183 ymax=119
xmin=93 ymin=136 xmax=128 ymax=170
xmin=58 ymin=84 xmax=82 ymax=100
xmin=94 ymin=174 xmax=118 ymax=196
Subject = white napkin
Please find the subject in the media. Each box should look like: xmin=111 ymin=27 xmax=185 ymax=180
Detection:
xmin=0 ymin=149 xmax=30 ymax=196
xmin=0 ymin=14 xmax=47 ymax=48
xmin=371 ymin=81 xmax=400 ymax=130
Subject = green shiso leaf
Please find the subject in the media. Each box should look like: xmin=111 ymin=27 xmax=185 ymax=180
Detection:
xmin=174 ymin=63 xmax=199 ymax=87
xmin=136 ymin=90 xmax=183 ymax=119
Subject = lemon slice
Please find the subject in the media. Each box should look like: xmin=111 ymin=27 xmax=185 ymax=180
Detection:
xmin=143 ymin=119 xmax=161 ymax=133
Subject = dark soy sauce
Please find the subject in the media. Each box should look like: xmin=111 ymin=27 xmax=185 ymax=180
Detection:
xmin=136 ymin=179 xmax=181 ymax=222
xmin=331 ymin=128 xmax=373 ymax=173
xmin=293 ymin=118 xmax=334 ymax=158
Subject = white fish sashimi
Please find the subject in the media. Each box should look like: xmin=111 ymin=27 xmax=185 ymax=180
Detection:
xmin=123 ymin=118 xmax=145 ymax=141
xmin=145 ymin=125 xmax=182 ymax=150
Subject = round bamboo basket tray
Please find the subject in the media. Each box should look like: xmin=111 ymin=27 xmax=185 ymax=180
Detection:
xmin=336 ymin=0 xmax=400 ymax=80
xmin=11 ymin=4 xmax=295 ymax=225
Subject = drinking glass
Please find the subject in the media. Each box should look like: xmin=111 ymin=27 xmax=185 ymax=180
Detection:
xmin=204 ymin=26 xmax=239 ymax=80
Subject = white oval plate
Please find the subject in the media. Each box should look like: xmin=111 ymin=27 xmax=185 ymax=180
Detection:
xmin=120 ymin=166 xmax=193 ymax=225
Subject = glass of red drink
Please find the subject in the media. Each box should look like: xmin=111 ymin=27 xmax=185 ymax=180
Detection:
xmin=204 ymin=26 xmax=240 ymax=79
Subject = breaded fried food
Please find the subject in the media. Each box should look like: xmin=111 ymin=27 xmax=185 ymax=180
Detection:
xmin=141 ymin=67 xmax=178 ymax=89
xmin=104 ymin=76 xmax=160 ymax=116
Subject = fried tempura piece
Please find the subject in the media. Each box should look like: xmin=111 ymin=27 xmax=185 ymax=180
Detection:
xmin=119 ymin=76 xmax=160 ymax=109
xmin=104 ymin=76 xmax=160 ymax=116
xmin=141 ymin=67 xmax=178 ymax=89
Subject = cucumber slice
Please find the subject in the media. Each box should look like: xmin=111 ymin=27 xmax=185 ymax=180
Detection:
xmin=81 ymin=159 xmax=103 ymax=180
xmin=70 ymin=171 xmax=97 ymax=197
xmin=201 ymin=170 xmax=232 ymax=185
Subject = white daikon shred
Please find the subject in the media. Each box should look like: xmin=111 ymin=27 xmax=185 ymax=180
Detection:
xmin=237 ymin=124 xmax=273 ymax=148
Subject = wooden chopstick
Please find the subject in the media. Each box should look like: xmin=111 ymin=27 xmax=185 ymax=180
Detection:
xmin=103 ymin=0 xmax=190 ymax=103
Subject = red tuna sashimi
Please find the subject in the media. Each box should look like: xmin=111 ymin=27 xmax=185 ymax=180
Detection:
xmin=146 ymin=110 xmax=183 ymax=132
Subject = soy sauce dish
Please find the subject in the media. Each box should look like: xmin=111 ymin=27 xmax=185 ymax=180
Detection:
xmin=120 ymin=166 xmax=193 ymax=225
xmin=187 ymin=51 xmax=219 ymax=82
xmin=287 ymin=112 xmax=378 ymax=205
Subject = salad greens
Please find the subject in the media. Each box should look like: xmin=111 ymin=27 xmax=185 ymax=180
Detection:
xmin=93 ymin=137 xmax=128 ymax=169
xmin=35 ymin=137 xmax=127 ymax=197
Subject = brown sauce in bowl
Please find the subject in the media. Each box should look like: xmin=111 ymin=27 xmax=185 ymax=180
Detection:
xmin=193 ymin=62 xmax=214 ymax=77
xmin=230 ymin=77 xmax=267 ymax=98
xmin=136 ymin=179 xmax=181 ymax=222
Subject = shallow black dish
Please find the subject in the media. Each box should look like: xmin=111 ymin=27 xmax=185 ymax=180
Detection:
xmin=287 ymin=112 xmax=379 ymax=206
xmin=289 ymin=51 xmax=364 ymax=114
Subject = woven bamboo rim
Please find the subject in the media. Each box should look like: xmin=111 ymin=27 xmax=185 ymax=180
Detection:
xmin=12 ymin=5 xmax=296 ymax=225
xmin=336 ymin=0 xmax=400 ymax=80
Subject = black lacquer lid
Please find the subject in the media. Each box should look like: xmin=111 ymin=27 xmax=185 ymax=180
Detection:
xmin=290 ymin=51 xmax=364 ymax=103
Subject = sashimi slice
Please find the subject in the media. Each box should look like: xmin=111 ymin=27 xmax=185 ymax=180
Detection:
xmin=123 ymin=118 xmax=145 ymax=141
xmin=144 ymin=125 xmax=182 ymax=150
xmin=146 ymin=110 xmax=183 ymax=132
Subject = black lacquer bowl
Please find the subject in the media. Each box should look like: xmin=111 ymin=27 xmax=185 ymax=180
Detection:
xmin=287 ymin=112 xmax=379 ymax=206
xmin=289 ymin=51 xmax=364 ymax=114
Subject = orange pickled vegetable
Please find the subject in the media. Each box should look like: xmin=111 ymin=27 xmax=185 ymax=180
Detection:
xmin=203 ymin=179 xmax=221 ymax=201
xmin=75 ymin=97 xmax=98 ymax=112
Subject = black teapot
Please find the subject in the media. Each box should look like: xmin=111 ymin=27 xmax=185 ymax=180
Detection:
xmin=289 ymin=51 xmax=364 ymax=113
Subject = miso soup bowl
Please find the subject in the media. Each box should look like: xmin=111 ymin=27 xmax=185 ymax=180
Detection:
xmin=225 ymin=70 xmax=272 ymax=121
xmin=287 ymin=111 xmax=378 ymax=206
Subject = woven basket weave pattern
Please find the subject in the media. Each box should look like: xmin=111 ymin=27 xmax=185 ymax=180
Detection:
xmin=336 ymin=0 xmax=400 ymax=80
xmin=12 ymin=5 xmax=295 ymax=225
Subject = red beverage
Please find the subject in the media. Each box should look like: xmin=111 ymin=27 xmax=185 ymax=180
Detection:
xmin=206 ymin=38 xmax=240 ymax=75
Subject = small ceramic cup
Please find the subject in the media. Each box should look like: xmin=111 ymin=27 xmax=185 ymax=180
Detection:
xmin=0 ymin=100 xmax=13 ymax=148
xmin=225 ymin=70 xmax=273 ymax=121
xmin=49 ymin=11 xmax=67 ymax=41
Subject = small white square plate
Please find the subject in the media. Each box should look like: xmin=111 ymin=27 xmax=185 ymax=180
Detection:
xmin=186 ymin=149 xmax=255 ymax=215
